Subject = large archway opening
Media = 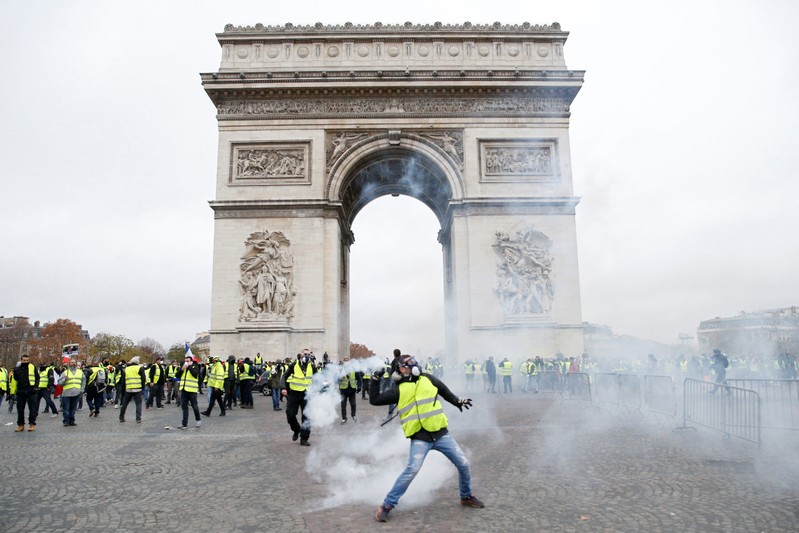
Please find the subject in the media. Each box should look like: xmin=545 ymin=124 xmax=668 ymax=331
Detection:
xmin=338 ymin=147 xmax=454 ymax=358
xmin=350 ymin=195 xmax=444 ymax=357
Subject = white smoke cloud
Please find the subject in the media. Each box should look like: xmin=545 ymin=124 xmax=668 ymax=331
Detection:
xmin=302 ymin=354 xmax=479 ymax=510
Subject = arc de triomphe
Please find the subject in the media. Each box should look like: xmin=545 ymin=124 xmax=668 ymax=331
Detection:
xmin=202 ymin=22 xmax=585 ymax=360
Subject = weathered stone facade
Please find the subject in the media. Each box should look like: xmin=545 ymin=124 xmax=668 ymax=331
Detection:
xmin=203 ymin=22 xmax=585 ymax=359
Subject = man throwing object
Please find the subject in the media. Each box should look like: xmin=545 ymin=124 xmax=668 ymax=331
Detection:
xmin=369 ymin=354 xmax=484 ymax=522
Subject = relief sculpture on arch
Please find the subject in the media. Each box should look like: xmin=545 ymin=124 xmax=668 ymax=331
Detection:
xmin=239 ymin=229 xmax=297 ymax=322
xmin=492 ymin=225 xmax=555 ymax=315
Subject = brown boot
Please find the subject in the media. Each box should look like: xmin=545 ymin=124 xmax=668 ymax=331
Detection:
xmin=15 ymin=425 xmax=24 ymax=432
xmin=27 ymin=424 xmax=36 ymax=431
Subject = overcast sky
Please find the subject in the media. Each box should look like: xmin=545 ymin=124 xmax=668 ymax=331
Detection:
xmin=1 ymin=0 xmax=797 ymax=356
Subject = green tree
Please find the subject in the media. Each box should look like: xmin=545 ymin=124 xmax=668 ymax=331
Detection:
xmin=90 ymin=333 xmax=135 ymax=364
xmin=166 ymin=343 xmax=186 ymax=362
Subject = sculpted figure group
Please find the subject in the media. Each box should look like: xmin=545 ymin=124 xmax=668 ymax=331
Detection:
xmin=239 ymin=230 xmax=297 ymax=321
xmin=492 ymin=227 xmax=555 ymax=315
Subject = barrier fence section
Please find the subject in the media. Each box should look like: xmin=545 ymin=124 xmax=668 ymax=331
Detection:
xmin=536 ymin=370 xmax=564 ymax=398
xmin=592 ymin=373 xmax=642 ymax=414
xmin=726 ymin=379 xmax=799 ymax=430
xmin=592 ymin=373 xmax=621 ymax=409
xmin=643 ymin=375 xmax=677 ymax=420
xmin=682 ymin=378 xmax=761 ymax=447
xmin=563 ymin=372 xmax=592 ymax=403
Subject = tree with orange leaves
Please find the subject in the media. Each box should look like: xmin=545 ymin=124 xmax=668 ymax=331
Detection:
xmin=349 ymin=342 xmax=375 ymax=359
xmin=28 ymin=319 xmax=85 ymax=363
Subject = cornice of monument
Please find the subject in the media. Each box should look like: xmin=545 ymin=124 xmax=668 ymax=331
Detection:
xmin=219 ymin=21 xmax=565 ymax=36
xmin=211 ymin=21 xmax=575 ymax=74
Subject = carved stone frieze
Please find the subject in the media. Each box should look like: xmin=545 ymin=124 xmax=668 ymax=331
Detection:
xmin=218 ymin=96 xmax=569 ymax=118
xmin=418 ymin=131 xmax=464 ymax=170
xmin=239 ymin=230 xmax=297 ymax=322
xmin=324 ymin=129 xmax=464 ymax=173
xmin=480 ymin=140 xmax=559 ymax=182
xmin=230 ymin=142 xmax=310 ymax=185
xmin=492 ymin=226 xmax=554 ymax=315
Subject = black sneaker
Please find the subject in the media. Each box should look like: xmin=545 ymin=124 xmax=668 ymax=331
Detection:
xmin=375 ymin=504 xmax=392 ymax=522
xmin=300 ymin=438 xmax=310 ymax=446
xmin=292 ymin=430 xmax=299 ymax=441
xmin=461 ymin=495 xmax=485 ymax=508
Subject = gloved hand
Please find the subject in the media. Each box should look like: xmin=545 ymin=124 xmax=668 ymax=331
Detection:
xmin=457 ymin=398 xmax=473 ymax=412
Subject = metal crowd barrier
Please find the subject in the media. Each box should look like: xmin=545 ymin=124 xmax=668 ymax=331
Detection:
xmin=563 ymin=372 xmax=592 ymax=403
xmin=643 ymin=375 xmax=677 ymax=423
xmin=592 ymin=372 xmax=621 ymax=409
xmin=535 ymin=370 xmax=564 ymax=398
xmin=592 ymin=373 xmax=642 ymax=414
xmin=726 ymin=379 xmax=799 ymax=430
xmin=682 ymin=378 xmax=761 ymax=447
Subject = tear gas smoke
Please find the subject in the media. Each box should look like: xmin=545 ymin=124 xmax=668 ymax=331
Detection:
xmin=301 ymin=354 xmax=493 ymax=510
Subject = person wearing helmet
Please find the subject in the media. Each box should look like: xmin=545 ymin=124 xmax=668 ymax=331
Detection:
xmin=369 ymin=354 xmax=484 ymax=522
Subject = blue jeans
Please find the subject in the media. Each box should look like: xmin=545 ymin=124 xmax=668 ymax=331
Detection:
xmin=383 ymin=433 xmax=472 ymax=508
xmin=271 ymin=386 xmax=281 ymax=409
xmin=62 ymin=395 xmax=79 ymax=425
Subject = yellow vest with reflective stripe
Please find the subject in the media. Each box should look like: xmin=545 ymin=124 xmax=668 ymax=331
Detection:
xmin=0 ymin=368 xmax=7 ymax=391
xmin=339 ymin=371 xmax=357 ymax=389
xmin=11 ymin=364 xmax=38 ymax=393
xmin=125 ymin=365 xmax=143 ymax=391
xmin=288 ymin=361 xmax=314 ymax=392
xmin=240 ymin=363 xmax=255 ymax=381
xmin=63 ymin=368 xmax=83 ymax=391
xmin=397 ymin=376 xmax=448 ymax=438
xmin=208 ymin=362 xmax=225 ymax=389
xmin=38 ymin=366 xmax=53 ymax=388
xmin=499 ymin=361 xmax=513 ymax=376
xmin=179 ymin=367 xmax=199 ymax=393
xmin=88 ymin=366 xmax=103 ymax=386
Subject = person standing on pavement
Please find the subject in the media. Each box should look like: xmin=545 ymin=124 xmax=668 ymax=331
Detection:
xmin=85 ymin=360 xmax=106 ymax=418
xmin=165 ymin=360 xmax=179 ymax=404
xmin=709 ymin=349 xmax=729 ymax=394
xmin=268 ymin=361 xmax=284 ymax=411
xmin=146 ymin=357 xmax=166 ymax=410
xmin=119 ymin=356 xmax=146 ymax=423
xmin=498 ymin=357 xmax=513 ymax=393
xmin=58 ymin=358 xmax=85 ymax=427
xmin=177 ymin=354 xmax=202 ymax=429
xmin=369 ymin=354 xmax=484 ymax=522
xmin=485 ymin=356 xmax=497 ymax=393
xmin=202 ymin=356 xmax=226 ymax=417
xmin=238 ymin=357 xmax=255 ymax=409
xmin=338 ymin=357 xmax=362 ymax=424
xmin=11 ymin=354 xmax=40 ymax=432
xmin=223 ymin=355 xmax=239 ymax=409
xmin=282 ymin=350 xmax=316 ymax=446
xmin=37 ymin=362 xmax=59 ymax=417
xmin=0 ymin=364 xmax=9 ymax=410
xmin=113 ymin=361 xmax=126 ymax=409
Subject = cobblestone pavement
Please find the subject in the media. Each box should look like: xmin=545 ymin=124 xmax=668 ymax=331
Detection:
xmin=1 ymin=388 xmax=798 ymax=533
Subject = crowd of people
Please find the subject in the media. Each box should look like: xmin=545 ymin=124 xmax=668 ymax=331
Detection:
xmin=458 ymin=349 xmax=799 ymax=394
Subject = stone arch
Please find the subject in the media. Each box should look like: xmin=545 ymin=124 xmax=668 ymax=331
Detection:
xmin=327 ymin=134 xmax=464 ymax=228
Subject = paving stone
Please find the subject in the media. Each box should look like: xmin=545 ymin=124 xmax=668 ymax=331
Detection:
xmin=1 ymin=391 xmax=797 ymax=532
